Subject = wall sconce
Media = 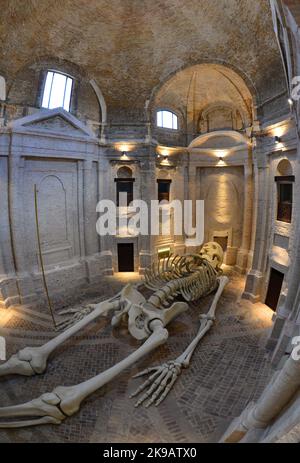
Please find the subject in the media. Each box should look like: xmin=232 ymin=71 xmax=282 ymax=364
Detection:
xmin=275 ymin=136 xmax=281 ymax=144
xmin=121 ymin=151 xmax=127 ymax=160
xmin=288 ymin=98 xmax=293 ymax=106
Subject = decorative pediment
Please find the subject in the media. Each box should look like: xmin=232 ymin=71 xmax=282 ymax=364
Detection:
xmin=10 ymin=107 xmax=95 ymax=138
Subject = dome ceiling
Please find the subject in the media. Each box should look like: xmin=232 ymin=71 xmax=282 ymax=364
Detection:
xmin=154 ymin=64 xmax=254 ymax=126
xmin=0 ymin=0 xmax=286 ymax=120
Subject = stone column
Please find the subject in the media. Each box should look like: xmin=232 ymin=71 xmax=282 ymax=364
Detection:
xmin=97 ymin=152 xmax=113 ymax=275
xmin=83 ymin=159 xmax=95 ymax=257
xmin=236 ymin=148 xmax=254 ymax=273
xmin=220 ymin=354 xmax=300 ymax=443
xmin=243 ymin=141 xmax=271 ymax=302
xmin=186 ymin=164 xmax=198 ymax=253
xmin=139 ymin=151 xmax=156 ymax=274
xmin=83 ymin=158 xmax=102 ymax=283
xmin=173 ymin=161 xmax=187 ymax=255
xmin=8 ymin=132 xmax=36 ymax=304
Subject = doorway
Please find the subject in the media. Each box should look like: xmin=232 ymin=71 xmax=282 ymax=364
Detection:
xmin=117 ymin=243 xmax=134 ymax=272
xmin=213 ymin=235 xmax=228 ymax=252
xmin=265 ymin=268 xmax=284 ymax=311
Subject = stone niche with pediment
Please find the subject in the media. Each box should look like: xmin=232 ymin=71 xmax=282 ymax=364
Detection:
xmin=0 ymin=108 xmax=112 ymax=309
xmin=198 ymin=104 xmax=244 ymax=134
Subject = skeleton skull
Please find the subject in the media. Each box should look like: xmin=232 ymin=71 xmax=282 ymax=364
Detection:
xmin=199 ymin=242 xmax=224 ymax=270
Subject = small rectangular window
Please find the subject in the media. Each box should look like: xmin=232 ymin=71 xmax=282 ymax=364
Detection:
xmin=115 ymin=179 xmax=134 ymax=207
xmin=157 ymin=180 xmax=171 ymax=202
xmin=276 ymin=178 xmax=293 ymax=224
xmin=42 ymin=71 xmax=73 ymax=111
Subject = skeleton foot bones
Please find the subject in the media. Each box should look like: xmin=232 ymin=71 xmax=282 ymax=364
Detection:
xmin=0 ymin=242 xmax=228 ymax=427
xmin=131 ymin=274 xmax=229 ymax=408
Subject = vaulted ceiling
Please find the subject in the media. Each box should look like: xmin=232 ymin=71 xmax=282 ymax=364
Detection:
xmin=0 ymin=0 xmax=286 ymax=120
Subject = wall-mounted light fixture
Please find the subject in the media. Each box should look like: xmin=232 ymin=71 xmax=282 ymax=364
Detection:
xmin=216 ymin=150 xmax=227 ymax=162
xmin=275 ymin=136 xmax=281 ymax=144
xmin=288 ymin=98 xmax=293 ymax=106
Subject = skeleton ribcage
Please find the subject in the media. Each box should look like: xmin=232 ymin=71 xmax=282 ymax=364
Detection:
xmin=144 ymin=255 xmax=218 ymax=307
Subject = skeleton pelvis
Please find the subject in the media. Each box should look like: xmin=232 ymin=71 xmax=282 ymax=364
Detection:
xmin=128 ymin=301 xmax=189 ymax=341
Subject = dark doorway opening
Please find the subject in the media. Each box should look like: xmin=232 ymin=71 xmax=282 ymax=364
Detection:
xmin=157 ymin=179 xmax=172 ymax=202
xmin=213 ymin=236 xmax=228 ymax=252
xmin=265 ymin=268 xmax=284 ymax=311
xmin=118 ymin=243 xmax=134 ymax=272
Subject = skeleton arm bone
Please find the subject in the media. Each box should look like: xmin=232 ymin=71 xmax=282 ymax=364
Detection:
xmin=131 ymin=276 xmax=229 ymax=407
xmin=178 ymin=275 xmax=229 ymax=366
xmin=0 ymin=320 xmax=168 ymax=428
xmin=0 ymin=298 xmax=120 ymax=377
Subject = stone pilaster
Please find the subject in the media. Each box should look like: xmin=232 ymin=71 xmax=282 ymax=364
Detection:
xmin=243 ymin=142 xmax=271 ymax=302
xmin=236 ymin=149 xmax=254 ymax=273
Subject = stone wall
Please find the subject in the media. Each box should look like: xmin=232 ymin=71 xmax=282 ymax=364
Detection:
xmin=0 ymin=108 xmax=110 ymax=310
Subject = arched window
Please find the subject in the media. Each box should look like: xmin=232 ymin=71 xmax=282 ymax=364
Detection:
xmin=42 ymin=71 xmax=74 ymax=111
xmin=157 ymin=110 xmax=178 ymax=130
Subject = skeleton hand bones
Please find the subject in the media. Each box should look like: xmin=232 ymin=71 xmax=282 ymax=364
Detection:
xmin=0 ymin=242 xmax=227 ymax=427
xmin=0 ymin=285 xmax=188 ymax=427
xmin=131 ymin=275 xmax=229 ymax=407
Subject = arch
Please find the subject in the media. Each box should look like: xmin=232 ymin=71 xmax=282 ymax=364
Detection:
xmin=90 ymin=79 xmax=107 ymax=124
xmin=188 ymin=130 xmax=250 ymax=150
xmin=276 ymin=159 xmax=293 ymax=176
xmin=117 ymin=166 xmax=133 ymax=178
xmin=198 ymin=101 xmax=246 ymax=134
xmin=147 ymin=61 xmax=258 ymax=121
xmin=7 ymin=57 xmax=106 ymax=125
xmin=37 ymin=175 xmax=68 ymax=245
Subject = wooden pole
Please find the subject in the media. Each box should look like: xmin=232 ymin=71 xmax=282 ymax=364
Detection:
xmin=34 ymin=184 xmax=56 ymax=329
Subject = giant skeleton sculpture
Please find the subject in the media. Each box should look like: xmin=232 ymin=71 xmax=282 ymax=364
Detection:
xmin=0 ymin=242 xmax=228 ymax=428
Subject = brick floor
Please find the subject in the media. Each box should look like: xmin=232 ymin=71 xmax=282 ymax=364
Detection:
xmin=0 ymin=269 xmax=275 ymax=443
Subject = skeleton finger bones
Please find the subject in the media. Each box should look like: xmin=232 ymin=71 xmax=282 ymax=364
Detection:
xmin=0 ymin=242 xmax=228 ymax=427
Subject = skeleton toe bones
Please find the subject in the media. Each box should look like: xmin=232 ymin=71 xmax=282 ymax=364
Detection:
xmin=0 ymin=289 xmax=188 ymax=427
xmin=0 ymin=242 xmax=228 ymax=427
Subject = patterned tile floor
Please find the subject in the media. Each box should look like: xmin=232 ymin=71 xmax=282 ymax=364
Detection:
xmin=0 ymin=269 xmax=275 ymax=443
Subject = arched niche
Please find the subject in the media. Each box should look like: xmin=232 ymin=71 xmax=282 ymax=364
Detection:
xmin=117 ymin=166 xmax=133 ymax=178
xmin=276 ymin=159 xmax=293 ymax=177
xmin=37 ymin=175 xmax=68 ymax=247
xmin=198 ymin=102 xmax=245 ymax=134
